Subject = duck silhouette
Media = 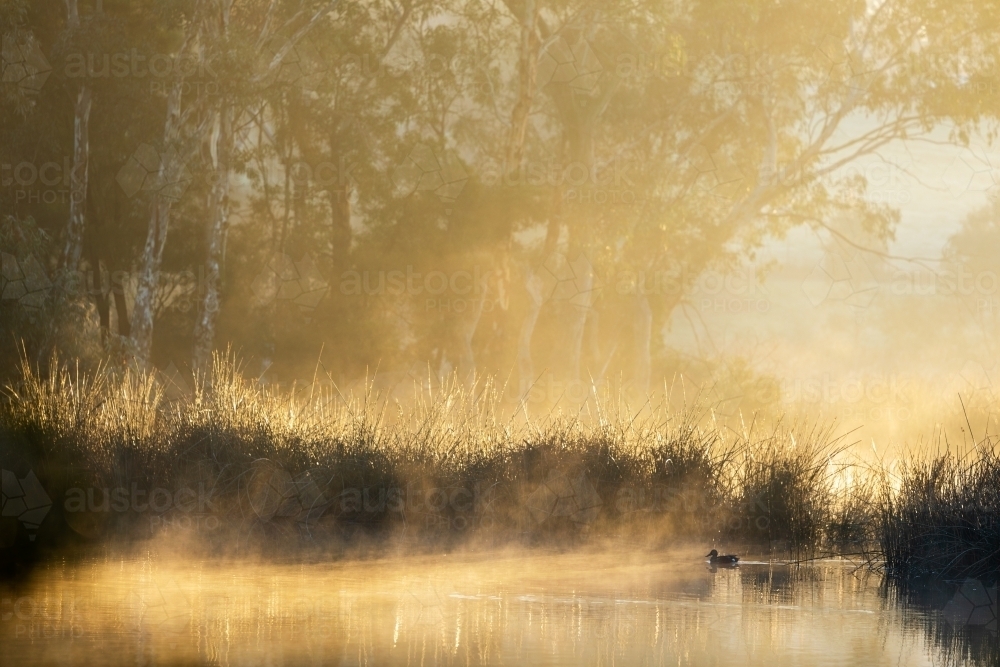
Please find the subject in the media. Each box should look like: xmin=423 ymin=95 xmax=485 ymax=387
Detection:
xmin=705 ymin=549 xmax=739 ymax=566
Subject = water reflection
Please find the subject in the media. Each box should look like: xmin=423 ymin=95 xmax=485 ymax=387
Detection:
xmin=890 ymin=577 xmax=999 ymax=667
xmin=0 ymin=551 xmax=994 ymax=666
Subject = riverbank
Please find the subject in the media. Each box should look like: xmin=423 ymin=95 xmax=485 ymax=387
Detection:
xmin=0 ymin=354 xmax=995 ymax=582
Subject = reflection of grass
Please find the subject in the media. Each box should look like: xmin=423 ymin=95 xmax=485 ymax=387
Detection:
xmin=889 ymin=577 xmax=999 ymax=667
xmin=0 ymin=353 xmax=989 ymax=578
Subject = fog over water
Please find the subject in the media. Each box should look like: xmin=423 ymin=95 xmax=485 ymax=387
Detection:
xmin=0 ymin=551 xmax=988 ymax=666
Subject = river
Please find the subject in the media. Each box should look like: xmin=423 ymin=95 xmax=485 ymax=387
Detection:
xmin=1 ymin=549 xmax=994 ymax=666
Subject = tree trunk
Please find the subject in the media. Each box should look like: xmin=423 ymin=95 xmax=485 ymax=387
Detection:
xmin=329 ymin=185 xmax=351 ymax=267
xmin=327 ymin=127 xmax=351 ymax=271
xmin=565 ymin=120 xmax=597 ymax=385
xmin=517 ymin=197 xmax=560 ymax=396
xmin=64 ymin=0 xmax=79 ymax=25
xmin=60 ymin=83 xmax=91 ymax=275
xmin=60 ymin=0 xmax=88 ymax=275
xmin=193 ymin=103 xmax=233 ymax=373
xmin=130 ymin=197 xmax=172 ymax=361
xmin=565 ymin=253 xmax=593 ymax=384
xmin=505 ymin=0 xmax=538 ymax=174
xmin=504 ymin=0 xmax=544 ymax=396
xmin=517 ymin=268 xmax=544 ymax=398
xmin=91 ymin=265 xmax=111 ymax=347
xmin=457 ymin=287 xmax=487 ymax=386
xmin=546 ymin=18 xmax=620 ymax=385
xmin=634 ymin=293 xmax=652 ymax=396
xmin=113 ymin=288 xmax=130 ymax=337
xmin=130 ymin=0 xmax=340 ymax=362
xmin=128 ymin=32 xmax=195 ymax=363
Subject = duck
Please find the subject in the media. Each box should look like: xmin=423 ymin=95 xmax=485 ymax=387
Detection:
xmin=705 ymin=549 xmax=739 ymax=565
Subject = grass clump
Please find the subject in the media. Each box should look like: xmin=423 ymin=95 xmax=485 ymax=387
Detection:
xmin=876 ymin=440 xmax=1000 ymax=580
xmin=722 ymin=424 xmax=848 ymax=550
xmin=0 ymin=353 xmax=872 ymax=561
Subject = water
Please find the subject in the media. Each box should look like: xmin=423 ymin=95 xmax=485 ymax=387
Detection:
xmin=0 ymin=550 xmax=993 ymax=666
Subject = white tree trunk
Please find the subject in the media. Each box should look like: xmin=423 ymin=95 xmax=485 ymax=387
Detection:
xmin=634 ymin=293 xmax=652 ymax=396
xmin=60 ymin=0 xmax=89 ymax=275
xmin=130 ymin=0 xmax=337 ymax=363
xmin=517 ymin=269 xmax=544 ymax=397
xmin=456 ymin=286 xmax=487 ymax=386
xmin=566 ymin=256 xmax=593 ymax=384
xmin=504 ymin=0 xmax=543 ymax=396
xmin=505 ymin=0 xmax=537 ymax=171
xmin=60 ymin=83 xmax=91 ymax=274
xmin=64 ymin=0 xmax=79 ymax=26
xmin=129 ymin=75 xmax=188 ymax=362
xmin=193 ymin=103 xmax=232 ymax=372
xmin=131 ymin=199 xmax=172 ymax=362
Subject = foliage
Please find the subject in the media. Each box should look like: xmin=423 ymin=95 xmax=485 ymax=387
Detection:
xmin=1 ymin=0 xmax=997 ymax=392
xmin=0 ymin=352 xmax=855 ymax=557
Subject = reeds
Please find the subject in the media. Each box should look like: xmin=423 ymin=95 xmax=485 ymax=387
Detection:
xmin=875 ymin=439 xmax=1000 ymax=580
xmin=3 ymin=352 xmax=992 ymax=579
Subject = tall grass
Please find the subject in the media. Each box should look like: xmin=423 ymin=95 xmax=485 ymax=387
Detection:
xmin=876 ymin=439 xmax=1000 ymax=580
xmin=2 ymin=352 xmax=988 ymax=578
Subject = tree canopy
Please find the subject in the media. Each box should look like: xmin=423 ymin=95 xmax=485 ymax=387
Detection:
xmin=1 ymin=0 xmax=998 ymax=401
